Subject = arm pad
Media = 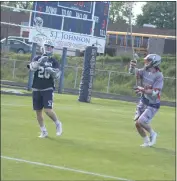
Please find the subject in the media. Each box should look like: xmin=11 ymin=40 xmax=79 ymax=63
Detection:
xmin=27 ymin=61 xmax=40 ymax=71
xmin=152 ymin=89 xmax=160 ymax=97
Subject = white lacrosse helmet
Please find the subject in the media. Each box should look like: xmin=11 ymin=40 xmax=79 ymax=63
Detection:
xmin=144 ymin=54 xmax=161 ymax=69
xmin=43 ymin=39 xmax=54 ymax=56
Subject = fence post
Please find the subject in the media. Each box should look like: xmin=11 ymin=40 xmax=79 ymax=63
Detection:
xmin=12 ymin=60 xmax=16 ymax=79
xmin=58 ymin=47 xmax=67 ymax=93
xmin=107 ymin=71 xmax=111 ymax=93
xmin=74 ymin=66 xmax=78 ymax=89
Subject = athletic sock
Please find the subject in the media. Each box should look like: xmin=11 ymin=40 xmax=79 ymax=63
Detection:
xmin=40 ymin=125 xmax=47 ymax=132
xmin=54 ymin=120 xmax=60 ymax=126
xmin=150 ymin=129 xmax=155 ymax=136
xmin=144 ymin=136 xmax=150 ymax=143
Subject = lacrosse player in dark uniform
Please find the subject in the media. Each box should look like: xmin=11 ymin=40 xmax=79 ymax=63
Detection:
xmin=27 ymin=40 xmax=62 ymax=138
xmin=129 ymin=54 xmax=164 ymax=147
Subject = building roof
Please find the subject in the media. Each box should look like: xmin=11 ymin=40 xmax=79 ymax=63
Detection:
xmin=107 ymin=22 xmax=176 ymax=36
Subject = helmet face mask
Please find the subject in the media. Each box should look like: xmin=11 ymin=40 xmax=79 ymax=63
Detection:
xmin=44 ymin=45 xmax=53 ymax=56
xmin=43 ymin=40 xmax=54 ymax=56
xmin=144 ymin=58 xmax=152 ymax=68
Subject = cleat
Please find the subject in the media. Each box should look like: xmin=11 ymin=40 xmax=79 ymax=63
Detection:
xmin=56 ymin=122 xmax=62 ymax=136
xmin=38 ymin=131 xmax=48 ymax=138
xmin=149 ymin=132 xmax=157 ymax=146
xmin=140 ymin=142 xmax=150 ymax=147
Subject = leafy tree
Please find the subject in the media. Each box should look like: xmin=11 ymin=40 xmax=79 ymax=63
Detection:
xmin=1 ymin=1 xmax=33 ymax=10
xmin=136 ymin=2 xmax=176 ymax=29
xmin=109 ymin=2 xmax=136 ymax=24
xmin=121 ymin=2 xmax=136 ymax=24
xmin=109 ymin=2 xmax=124 ymax=23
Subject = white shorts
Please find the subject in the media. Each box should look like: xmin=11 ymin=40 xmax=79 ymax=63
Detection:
xmin=134 ymin=100 xmax=159 ymax=124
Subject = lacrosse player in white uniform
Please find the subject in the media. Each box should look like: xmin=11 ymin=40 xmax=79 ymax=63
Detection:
xmin=129 ymin=54 xmax=164 ymax=147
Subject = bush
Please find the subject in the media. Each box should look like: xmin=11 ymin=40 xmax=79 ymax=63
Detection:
xmin=109 ymin=84 xmax=134 ymax=96
xmin=53 ymin=54 xmax=61 ymax=62
xmin=120 ymin=55 xmax=131 ymax=63
xmin=162 ymin=56 xmax=176 ymax=63
xmin=1 ymin=52 xmax=31 ymax=60
xmin=165 ymin=66 xmax=176 ymax=77
xmin=96 ymin=55 xmax=121 ymax=63
xmin=93 ymin=79 xmax=108 ymax=92
xmin=1 ymin=52 xmax=175 ymax=101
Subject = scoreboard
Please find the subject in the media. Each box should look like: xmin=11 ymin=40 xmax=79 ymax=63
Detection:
xmin=94 ymin=2 xmax=109 ymax=37
xmin=58 ymin=2 xmax=92 ymax=13
xmin=29 ymin=1 xmax=110 ymax=53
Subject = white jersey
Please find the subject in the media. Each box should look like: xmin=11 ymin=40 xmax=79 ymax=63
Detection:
xmin=136 ymin=68 xmax=164 ymax=104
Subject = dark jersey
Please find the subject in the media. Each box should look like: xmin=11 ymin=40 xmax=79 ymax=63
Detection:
xmin=32 ymin=55 xmax=60 ymax=90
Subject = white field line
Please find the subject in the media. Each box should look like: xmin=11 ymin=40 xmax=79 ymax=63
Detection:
xmin=1 ymin=155 xmax=132 ymax=181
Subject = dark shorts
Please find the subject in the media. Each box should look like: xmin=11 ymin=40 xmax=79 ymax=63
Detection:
xmin=32 ymin=89 xmax=54 ymax=110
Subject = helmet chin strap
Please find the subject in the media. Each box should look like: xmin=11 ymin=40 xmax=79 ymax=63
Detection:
xmin=145 ymin=60 xmax=158 ymax=70
xmin=145 ymin=65 xmax=158 ymax=72
xmin=45 ymin=51 xmax=52 ymax=56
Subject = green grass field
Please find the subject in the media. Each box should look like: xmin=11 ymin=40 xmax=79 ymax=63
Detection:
xmin=1 ymin=94 xmax=175 ymax=180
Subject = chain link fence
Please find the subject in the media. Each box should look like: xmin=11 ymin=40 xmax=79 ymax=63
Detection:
xmin=1 ymin=58 xmax=176 ymax=101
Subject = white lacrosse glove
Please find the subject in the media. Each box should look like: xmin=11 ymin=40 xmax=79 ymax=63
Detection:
xmin=27 ymin=56 xmax=48 ymax=71
xmin=38 ymin=56 xmax=48 ymax=66
xmin=133 ymin=86 xmax=145 ymax=94
xmin=45 ymin=67 xmax=61 ymax=80
xmin=45 ymin=67 xmax=53 ymax=74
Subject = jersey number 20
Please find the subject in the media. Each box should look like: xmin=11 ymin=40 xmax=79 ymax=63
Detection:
xmin=38 ymin=67 xmax=50 ymax=79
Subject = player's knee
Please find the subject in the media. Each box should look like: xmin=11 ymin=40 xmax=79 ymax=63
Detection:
xmin=36 ymin=110 xmax=43 ymax=120
xmin=135 ymin=120 xmax=140 ymax=128
xmin=136 ymin=119 xmax=145 ymax=127
xmin=138 ymin=119 xmax=147 ymax=126
xmin=36 ymin=110 xmax=42 ymax=116
xmin=44 ymin=108 xmax=53 ymax=115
